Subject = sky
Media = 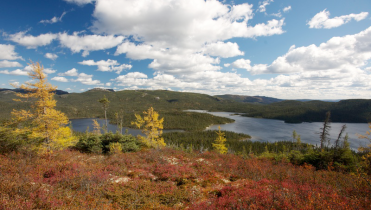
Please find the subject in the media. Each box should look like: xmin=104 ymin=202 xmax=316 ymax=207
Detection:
xmin=0 ymin=0 xmax=370 ymax=99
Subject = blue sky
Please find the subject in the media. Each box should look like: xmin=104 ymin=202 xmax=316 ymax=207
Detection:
xmin=0 ymin=0 xmax=370 ymax=99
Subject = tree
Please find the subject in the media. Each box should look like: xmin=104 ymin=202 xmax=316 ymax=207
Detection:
xmin=10 ymin=62 xmax=76 ymax=153
xmin=212 ymin=126 xmax=228 ymax=154
xmin=131 ymin=107 xmax=166 ymax=148
xmin=358 ymin=123 xmax=371 ymax=153
xmin=320 ymin=111 xmax=331 ymax=150
xmin=335 ymin=124 xmax=347 ymax=149
xmin=98 ymin=95 xmax=110 ymax=129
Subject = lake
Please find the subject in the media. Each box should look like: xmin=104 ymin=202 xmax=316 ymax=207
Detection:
xmin=187 ymin=110 xmax=370 ymax=150
xmin=70 ymin=118 xmax=183 ymax=136
xmin=70 ymin=112 xmax=370 ymax=150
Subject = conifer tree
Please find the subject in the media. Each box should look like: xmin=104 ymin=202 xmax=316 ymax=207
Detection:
xmin=320 ymin=111 xmax=331 ymax=150
xmin=10 ymin=62 xmax=76 ymax=153
xmin=212 ymin=126 xmax=228 ymax=154
xmin=98 ymin=95 xmax=110 ymax=129
xmin=131 ymin=107 xmax=166 ymax=148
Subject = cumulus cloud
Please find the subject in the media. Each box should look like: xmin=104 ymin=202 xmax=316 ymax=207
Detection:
xmin=51 ymin=76 xmax=69 ymax=82
xmin=116 ymin=42 xmax=221 ymax=74
xmin=308 ymin=9 xmax=368 ymax=29
xmin=40 ymin=12 xmax=67 ymax=24
xmin=93 ymin=1 xmax=283 ymax=48
xmin=0 ymin=65 xmax=56 ymax=76
xmin=44 ymin=53 xmax=58 ymax=60
xmin=64 ymin=0 xmax=94 ymax=5
xmin=202 ymin=42 xmax=244 ymax=58
xmin=78 ymin=59 xmax=132 ymax=74
xmin=0 ymin=69 xmax=28 ymax=76
xmin=258 ymin=0 xmax=273 ymax=13
xmin=58 ymin=32 xmax=125 ymax=57
xmin=232 ymin=26 xmax=371 ymax=75
xmin=72 ymin=73 xmax=102 ymax=85
xmin=58 ymin=68 xmax=79 ymax=76
xmin=283 ymin=6 xmax=291 ymax=13
xmin=58 ymin=32 xmax=124 ymax=57
xmin=7 ymin=32 xmax=58 ymax=49
xmin=43 ymin=68 xmax=57 ymax=74
xmin=0 ymin=60 xmax=23 ymax=68
xmin=0 ymin=44 xmax=23 ymax=60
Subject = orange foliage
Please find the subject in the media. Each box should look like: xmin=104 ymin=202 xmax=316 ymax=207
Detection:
xmin=0 ymin=148 xmax=370 ymax=209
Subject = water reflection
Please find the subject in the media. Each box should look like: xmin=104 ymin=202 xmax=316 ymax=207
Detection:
xmin=187 ymin=110 xmax=369 ymax=150
xmin=70 ymin=118 xmax=183 ymax=136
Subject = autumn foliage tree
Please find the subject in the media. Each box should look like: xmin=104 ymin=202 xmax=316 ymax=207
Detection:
xmin=9 ymin=62 xmax=76 ymax=153
xmin=132 ymin=107 xmax=166 ymax=148
xmin=213 ymin=126 xmax=228 ymax=154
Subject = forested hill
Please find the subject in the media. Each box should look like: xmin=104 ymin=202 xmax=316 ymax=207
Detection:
xmin=215 ymin=94 xmax=283 ymax=104
xmin=0 ymin=89 xmax=370 ymax=124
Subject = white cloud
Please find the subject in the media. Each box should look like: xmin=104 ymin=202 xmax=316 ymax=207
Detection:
xmin=90 ymin=0 xmax=285 ymax=76
xmin=308 ymin=9 xmax=369 ymax=29
xmin=44 ymin=53 xmax=58 ymax=60
xmin=73 ymin=73 xmax=102 ymax=85
xmin=51 ymin=76 xmax=69 ymax=82
xmin=224 ymin=63 xmax=231 ymax=67
xmin=0 ymin=69 xmax=28 ymax=76
xmin=202 ymin=42 xmax=244 ymax=58
xmin=0 ymin=60 xmax=23 ymax=68
xmin=64 ymin=0 xmax=94 ymax=5
xmin=233 ymin=26 xmax=371 ymax=75
xmin=0 ymin=66 xmax=56 ymax=76
xmin=78 ymin=59 xmax=132 ymax=74
xmin=58 ymin=68 xmax=79 ymax=76
xmin=43 ymin=68 xmax=57 ymax=74
xmin=258 ymin=0 xmax=273 ymax=13
xmin=105 ymin=82 xmax=111 ymax=86
xmin=10 ymin=82 xmax=20 ymax=87
xmin=116 ymin=42 xmax=221 ymax=75
xmin=40 ymin=12 xmax=67 ymax=24
xmin=283 ymin=6 xmax=291 ymax=13
xmin=92 ymin=0 xmax=283 ymax=48
xmin=0 ymin=44 xmax=23 ymax=60
xmin=58 ymin=32 xmax=125 ymax=57
xmin=231 ymin=59 xmax=252 ymax=70
xmin=8 ymin=32 xmax=57 ymax=49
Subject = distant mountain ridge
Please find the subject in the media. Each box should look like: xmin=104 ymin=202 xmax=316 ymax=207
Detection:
xmin=0 ymin=89 xmax=370 ymax=123
xmin=215 ymin=94 xmax=283 ymax=104
xmin=0 ymin=88 xmax=68 ymax=95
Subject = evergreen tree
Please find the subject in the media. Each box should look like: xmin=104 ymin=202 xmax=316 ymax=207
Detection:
xmin=98 ymin=95 xmax=110 ymax=129
xmin=131 ymin=107 xmax=166 ymax=148
xmin=320 ymin=111 xmax=331 ymax=150
xmin=335 ymin=124 xmax=347 ymax=148
xmin=212 ymin=126 xmax=228 ymax=154
xmin=10 ymin=62 xmax=76 ymax=153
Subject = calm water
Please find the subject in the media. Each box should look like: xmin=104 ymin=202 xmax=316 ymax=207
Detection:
xmin=70 ymin=118 xmax=183 ymax=136
xmin=71 ymin=112 xmax=370 ymax=150
xmin=187 ymin=110 xmax=370 ymax=150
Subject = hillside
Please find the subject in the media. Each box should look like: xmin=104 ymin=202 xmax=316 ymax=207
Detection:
xmin=215 ymin=94 xmax=283 ymax=104
xmin=1 ymin=148 xmax=370 ymax=209
xmin=1 ymin=89 xmax=370 ymax=125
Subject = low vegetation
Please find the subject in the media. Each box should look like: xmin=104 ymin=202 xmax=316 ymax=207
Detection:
xmin=1 ymin=62 xmax=371 ymax=209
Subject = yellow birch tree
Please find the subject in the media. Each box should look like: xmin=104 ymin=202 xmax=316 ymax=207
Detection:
xmin=10 ymin=62 xmax=76 ymax=153
xmin=131 ymin=107 xmax=166 ymax=148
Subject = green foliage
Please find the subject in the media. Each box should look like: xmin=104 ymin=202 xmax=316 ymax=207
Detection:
xmin=74 ymin=134 xmax=102 ymax=154
xmin=75 ymin=132 xmax=140 ymax=154
xmin=1 ymin=90 xmax=370 ymax=127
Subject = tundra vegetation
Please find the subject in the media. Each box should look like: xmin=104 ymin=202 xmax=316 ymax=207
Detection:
xmin=0 ymin=62 xmax=371 ymax=209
